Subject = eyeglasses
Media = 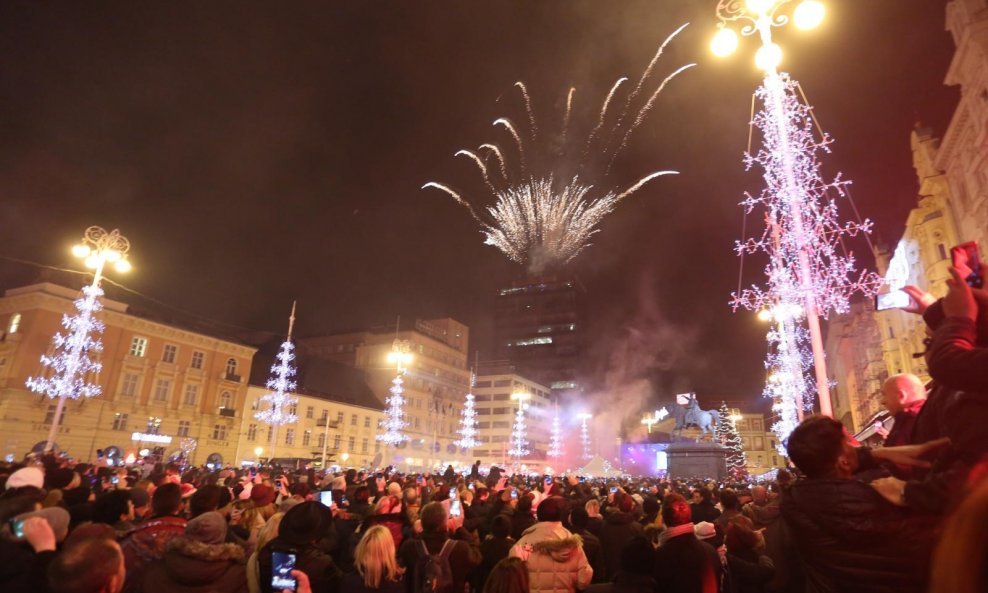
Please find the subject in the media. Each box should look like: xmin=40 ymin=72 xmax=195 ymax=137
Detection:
xmin=912 ymin=337 xmax=934 ymax=359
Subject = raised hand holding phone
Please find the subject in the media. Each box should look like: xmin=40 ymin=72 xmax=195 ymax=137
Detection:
xmin=944 ymin=266 xmax=977 ymax=321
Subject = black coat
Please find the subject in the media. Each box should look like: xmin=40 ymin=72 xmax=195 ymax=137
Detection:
xmin=599 ymin=512 xmax=643 ymax=580
xmin=258 ymin=538 xmax=343 ymax=593
xmin=585 ymin=572 xmax=657 ymax=593
xmin=690 ymin=501 xmax=721 ymax=525
xmin=574 ymin=529 xmax=607 ymax=584
xmin=143 ymin=537 xmax=248 ymax=593
xmin=469 ymin=535 xmax=514 ymax=592
xmin=724 ymin=550 xmax=773 ymax=593
xmin=780 ymin=478 xmax=937 ymax=593
xmin=652 ymin=532 xmax=722 ymax=593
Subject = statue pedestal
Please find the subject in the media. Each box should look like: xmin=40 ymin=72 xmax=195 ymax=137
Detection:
xmin=666 ymin=441 xmax=727 ymax=480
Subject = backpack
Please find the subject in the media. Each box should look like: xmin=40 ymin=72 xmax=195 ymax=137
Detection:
xmin=413 ymin=539 xmax=456 ymax=593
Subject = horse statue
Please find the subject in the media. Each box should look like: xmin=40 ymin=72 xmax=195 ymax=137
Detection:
xmin=670 ymin=394 xmax=721 ymax=441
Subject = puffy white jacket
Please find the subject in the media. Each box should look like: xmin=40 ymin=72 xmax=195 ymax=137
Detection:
xmin=509 ymin=522 xmax=593 ymax=593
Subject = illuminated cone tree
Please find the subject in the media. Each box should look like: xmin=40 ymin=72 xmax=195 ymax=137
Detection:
xmin=255 ymin=304 xmax=299 ymax=460
xmin=455 ymin=373 xmax=479 ymax=449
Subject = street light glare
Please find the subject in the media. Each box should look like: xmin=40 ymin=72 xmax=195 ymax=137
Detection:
xmin=793 ymin=1 xmax=825 ymax=30
xmin=746 ymin=0 xmax=776 ymax=15
xmin=710 ymin=27 xmax=739 ymax=57
xmin=755 ymin=42 xmax=783 ymax=71
xmin=114 ymin=259 xmax=132 ymax=273
xmin=71 ymin=244 xmax=91 ymax=258
xmin=757 ymin=309 xmax=773 ymax=322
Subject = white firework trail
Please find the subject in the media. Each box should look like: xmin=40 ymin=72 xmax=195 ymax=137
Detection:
xmin=479 ymin=144 xmax=508 ymax=180
xmin=515 ymin=81 xmax=537 ymax=141
xmin=424 ymin=22 xmax=691 ymax=273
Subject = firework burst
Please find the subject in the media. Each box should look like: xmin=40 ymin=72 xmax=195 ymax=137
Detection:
xmin=424 ymin=23 xmax=694 ymax=274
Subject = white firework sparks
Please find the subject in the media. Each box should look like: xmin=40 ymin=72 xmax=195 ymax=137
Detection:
xmin=424 ymin=23 xmax=693 ymax=273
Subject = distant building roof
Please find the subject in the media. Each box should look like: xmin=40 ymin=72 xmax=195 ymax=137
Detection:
xmin=250 ymin=339 xmax=383 ymax=411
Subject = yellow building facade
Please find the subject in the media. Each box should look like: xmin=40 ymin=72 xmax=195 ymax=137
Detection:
xmin=0 ymin=283 xmax=256 ymax=466
xmin=825 ymin=301 xmax=886 ymax=433
xmin=238 ymin=385 xmax=384 ymax=469
xmin=727 ymin=409 xmax=787 ymax=475
xmin=470 ymin=368 xmax=553 ymax=469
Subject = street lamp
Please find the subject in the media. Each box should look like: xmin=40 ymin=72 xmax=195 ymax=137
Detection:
xmin=578 ymin=413 xmax=593 ymax=461
xmin=28 ymin=226 xmax=132 ymax=453
xmin=713 ymin=0 xmax=866 ymax=420
xmin=508 ymin=391 xmax=531 ymax=471
xmin=254 ymin=447 xmax=263 ymax=466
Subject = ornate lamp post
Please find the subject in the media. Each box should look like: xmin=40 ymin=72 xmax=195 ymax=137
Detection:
xmin=714 ymin=1 xmax=880 ymax=420
xmin=28 ymin=226 xmax=132 ymax=453
xmin=507 ymin=390 xmax=531 ymax=471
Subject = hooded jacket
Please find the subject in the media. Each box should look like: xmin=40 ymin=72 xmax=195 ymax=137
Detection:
xmin=781 ymin=478 xmax=937 ymax=593
xmin=509 ymin=522 xmax=592 ymax=593
xmin=143 ymin=536 xmax=248 ymax=593
xmin=120 ymin=515 xmax=188 ymax=593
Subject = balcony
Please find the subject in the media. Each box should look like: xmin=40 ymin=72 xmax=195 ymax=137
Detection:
xmin=218 ymin=407 xmax=236 ymax=418
xmin=315 ymin=419 xmax=340 ymax=429
xmin=222 ymin=372 xmax=241 ymax=383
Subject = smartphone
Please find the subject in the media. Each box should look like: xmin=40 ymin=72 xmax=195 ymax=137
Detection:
xmin=952 ymin=241 xmax=983 ymax=288
xmin=318 ymin=491 xmax=333 ymax=507
xmin=609 ymin=487 xmax=618 ymax=494
xmin=510 ymin=489 xmax=518 ymax=500
xmin=876 ymin=290 xmax=911 ymax=311
xmin=449 ymin=487 xmax=457 ymax=500
xmin=8 ymin=518 xmax=24 ymax=539
xmin=271 ymin=550 xmax=297 ymax=592
xmin=450 ymin=499 xmax=462 ymax=517
xmin=111 ymin=476 xmax=119 ymax=485
xmin=275 ymin=479 xmax=283 ymax=489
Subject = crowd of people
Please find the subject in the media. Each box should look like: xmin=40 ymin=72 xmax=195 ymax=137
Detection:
xmin=0 ymin=266 xmax=985 ymax=593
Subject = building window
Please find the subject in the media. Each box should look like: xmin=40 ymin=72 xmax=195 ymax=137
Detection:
xmin=317 ymin=433 xmax=325 ymax=448
xmin=306 ymin=406 xmax=314 ymax=419
xmin=285 ymin=428 xmax=295 ymax=445
xmin=247 ymin=424 xmax=257 ymax=441
xmin=153 ymin=379 xmax=171 ymax=402
xmin=120 ymin=373 xmax=139 ymax=397
xmin=361 ymin=438 xmax=369 ymax=453
xmin=212 ymin=424 xmax=227 ymax=440
xmin=302 ymin=430 xmax=311 ymax=446
xmin=177 ymin=420 xmax=191 ymax=437
xmin=112 ymin=413 xmax=128 ymax=431
xmin=351 ymin=414 xmax=358 ymax=426
xmin=333 ymin=435 xmax=341 ymax=449
xmin=320 ymin=409 xmax=328 ymax=421
xmin=336 ymin=412 xmax=344 ymax=424
xmin=289 ymin=403 xmax=298 ymax=416
xmin=129 ymin=337 xmax=148 ymax=357
xmin=347 ymin=436 xmax=355 ymax=451
xmin=363 ymin=416 xmax=370 ymax=428
xmin=225 ymin=358 xmax=238 ymax=376
xmin=190 ymin=351 xmax=205 ymax=370
xmin=146 ymin=417 xmax=162 ymax=434
xmin=267 ymin=426 xmax=273 ymax=442
xmin=162 ymin=344 xmax=177 ymax=364
xmin=937 ymin=243 xmax=947 ymax=260
xmin=219 ymin=391 xmax=232 ymax=408
xmin=375 ymin=442 xmax=381 ymax=453
xmin=7 ymin=313 xmax=21 ymax=334
xmin=414 ymin=418 xmax=421 ymax=429
xmin=183 ymin=384 xmax=199 ymax=406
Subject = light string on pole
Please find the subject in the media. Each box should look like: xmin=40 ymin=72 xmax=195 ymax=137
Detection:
xmin=27 ymin=226 xmax=132 ymax=453
xmin=254 ymin=302 xmax=300 ymax=461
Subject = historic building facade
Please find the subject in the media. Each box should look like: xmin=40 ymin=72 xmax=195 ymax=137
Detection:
xmin=825 ymin=300 xmax=887 ymax=434
xmin=724 ymin=407 xmax=787 ymax=475
xmin=301 ymin=318 xmax=474 ymax=470
xmin=0 ymin=282 xmax=256 ymax=466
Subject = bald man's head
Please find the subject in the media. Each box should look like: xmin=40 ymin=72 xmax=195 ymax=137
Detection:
xmin=882 ymin=374 xmax=927 ymax=415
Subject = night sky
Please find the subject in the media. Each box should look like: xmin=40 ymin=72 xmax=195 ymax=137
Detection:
xmin=0 ymin=1 xmax=958 ymax=411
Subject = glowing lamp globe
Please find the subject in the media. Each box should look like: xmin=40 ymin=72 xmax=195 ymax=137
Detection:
xmin=757 ymin=309 xmax=773 ymax=322
xmin=114 ymin=259 xmax=132 ymax=273
xmin=84 ymin=255 xmax=100 ymax=269
xmin=755 ymin=42 xmax=783 ymax=71
xmin=711 ymin=27 xmax=739 ymax=57
xmin=71 ymin=244 xmax=91 ymax=258
xmin=746 ymin=0 xmax=776 ymax=15
xmin=793 ymin=1 xmax=825 ymax=30
xmin=104 ymin=249 xmax=122 ymax=263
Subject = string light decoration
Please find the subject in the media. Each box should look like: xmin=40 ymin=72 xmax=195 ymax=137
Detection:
xmin=27 ymin=226 xmax=131 ymax=453
xmin=377 ymin=339 xmax=412 ymax=446
xmin=763 ymin=314 xmax=813 ymax=454
xmin=716 ymin=2 xmax=882 ymax=422
xmin=547 ymin=410 xmax=564 ymax=460
xmin=716 ymin=402 xmax=749 ymax=480
xmin=578 ymin=413 xmax=593 ymax=461
xmin=507 ymin=392 xmax=531 ymax=465
xmin=254 ymin=303 xmax=299 ymax=458
xmin=455 ymin=373 xmax=480 ymax=449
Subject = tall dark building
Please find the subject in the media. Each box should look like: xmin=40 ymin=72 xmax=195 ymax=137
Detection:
xmin=493 ymin=274 xmax=586 ymax=395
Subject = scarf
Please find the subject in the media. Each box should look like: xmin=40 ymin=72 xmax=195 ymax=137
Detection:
xmin=657 ymin=522 xmax=695 ymax=547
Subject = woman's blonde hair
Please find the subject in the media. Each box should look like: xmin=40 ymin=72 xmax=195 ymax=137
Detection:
xmin=255 ymin=512 xmax=284 ymax=553
xmin=354 ymin=525 xmax=404 ymax=588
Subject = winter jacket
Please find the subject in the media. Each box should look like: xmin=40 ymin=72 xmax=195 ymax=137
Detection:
xmin=398 ymin=529 xmax=481 ymax=593
xmin=509 ymin=522 xmax=592 ymax=593
xmin=690 ymin=501 xmax=721 ymax=525
xmin=510 ymin=510 xmax=536 ymax=540
xmin=0 ymin=539 xmax=56 ymax=593
xmin=725 ymin=549 xmax=773 ymax=593
xmin=143 ymin=536 xmax=248 ymax=593
xmin=740 ymin=501 xmax=780 ymax=531
xmin=339 ymin=572 xmax=404 ymax=593
xmin=599 ymin=511 xmax=643 ymax=580
xmin=572 ymin=528 xmax=606 ymax=584
xmin=780 ymin=477 xmax=937 ymax=593
xmin=469 ymin=535 xmax=514 ymax=592
xmin=585 ymin=572 xmax=657 ymax=593
xmin=359 ymin=512 xmax=411 ymax=550
xmin=120 ymin=515 xmax=188 ymax=593
xmin=652 ymin=529 xmax=721 ymax=593
xmin=257 ymin=538 xmax=343 ymax=593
